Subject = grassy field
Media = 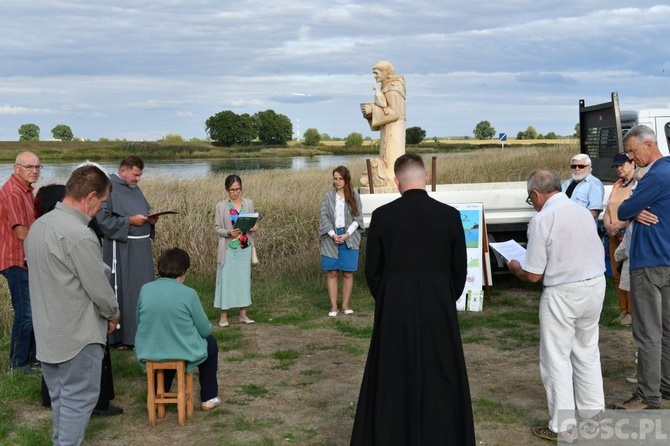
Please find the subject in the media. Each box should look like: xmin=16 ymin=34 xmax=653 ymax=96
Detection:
xmin=3 ymin=143 xmax=630 ymax=446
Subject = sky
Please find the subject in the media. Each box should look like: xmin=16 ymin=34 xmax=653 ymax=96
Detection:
xmin=2 ymin=1 xmax=670 ymax=142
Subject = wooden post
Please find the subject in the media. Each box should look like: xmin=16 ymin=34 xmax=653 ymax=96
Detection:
xmin=431 ymin=156 xmax=437 ymax=191
xmin=366 ymin=159 xmax=375 ymax=194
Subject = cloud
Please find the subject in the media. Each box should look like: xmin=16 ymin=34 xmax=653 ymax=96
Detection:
xmin=0 ymin=1 xmax=669 ymax=140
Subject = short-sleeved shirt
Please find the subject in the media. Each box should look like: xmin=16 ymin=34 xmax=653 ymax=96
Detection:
xmin=561 ymin=174 xmax=605 ymax=214
xmin=0 ymin=174 xmax=35 ymax=271
xmin=524 ymin=193 xmax=605 ymax=287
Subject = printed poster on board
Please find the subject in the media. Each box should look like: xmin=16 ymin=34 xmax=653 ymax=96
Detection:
xmin=453 ymin=203 xmax=484 ymax=312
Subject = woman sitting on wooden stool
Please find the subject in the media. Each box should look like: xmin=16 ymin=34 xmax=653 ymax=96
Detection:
xmin=135 ymin=248 xmax=221 ymax=411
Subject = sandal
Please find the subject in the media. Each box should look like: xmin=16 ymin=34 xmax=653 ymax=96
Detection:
xmin=328 ymin=310 xmax=338 ymax=317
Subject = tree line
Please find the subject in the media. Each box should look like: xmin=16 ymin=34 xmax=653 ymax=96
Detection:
xmin=472 ymin=120 xmax=579 ymax=140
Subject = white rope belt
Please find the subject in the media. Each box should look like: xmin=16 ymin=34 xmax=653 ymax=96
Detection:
xmin=111 ymin=234 xmax=151 ymax=301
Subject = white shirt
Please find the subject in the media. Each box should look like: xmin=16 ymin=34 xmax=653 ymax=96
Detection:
xmin=524 ymin=193 xmax=605 ymax=287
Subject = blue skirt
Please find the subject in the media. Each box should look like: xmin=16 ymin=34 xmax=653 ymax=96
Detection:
xmin=321 ymin=228 xmax=359 ymax=272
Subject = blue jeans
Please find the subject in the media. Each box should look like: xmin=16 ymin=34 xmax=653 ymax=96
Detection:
xmin=163 ymin=335 xmax=219 ymax=401
xmin=1 ymin=266 xmax=36 ymax=368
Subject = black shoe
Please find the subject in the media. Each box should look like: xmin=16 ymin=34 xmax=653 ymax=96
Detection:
xmin=662 ymin=390 xmax=670 ymax=400
xmin=92 ymin=405 xmax=124 ymax=417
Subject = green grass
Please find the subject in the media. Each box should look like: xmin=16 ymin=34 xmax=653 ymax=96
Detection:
xmin=237 ymin=384 xmax=269 ymax=398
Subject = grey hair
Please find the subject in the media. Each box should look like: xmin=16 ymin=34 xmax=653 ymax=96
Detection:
xmin=527 ymin=170 xmax=561 ymax=194
xmin=76 ymin=160 xmax=109 ymax=178
xmin=570 ymin=153 xmax=591 ymax=166
xmin=623 ymin=124 xmax=657 ymax=145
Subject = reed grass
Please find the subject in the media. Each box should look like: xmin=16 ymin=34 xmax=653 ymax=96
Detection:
xmin=0 ymin=144 xmax=579 ymax=344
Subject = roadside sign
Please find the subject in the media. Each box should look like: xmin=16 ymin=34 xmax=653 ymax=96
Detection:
xmin=499 ymin=132 xmax=507 ymax=149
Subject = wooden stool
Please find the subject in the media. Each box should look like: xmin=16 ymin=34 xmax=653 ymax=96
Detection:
xmin=143 ymin=360 xmax=194 ymax=426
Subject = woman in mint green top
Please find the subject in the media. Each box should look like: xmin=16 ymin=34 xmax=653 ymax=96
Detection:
xmin=135 ymin=248 xmax=221 ymax=410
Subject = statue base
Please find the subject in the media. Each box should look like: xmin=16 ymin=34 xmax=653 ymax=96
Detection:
xmin=358 ymin=185 xmax=399 ymax=195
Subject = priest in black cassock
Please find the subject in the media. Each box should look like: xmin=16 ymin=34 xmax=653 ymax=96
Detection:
xmin=351 ymin=153 xmax=475 ymax=445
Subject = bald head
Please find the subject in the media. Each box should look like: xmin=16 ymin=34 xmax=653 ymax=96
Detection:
xmin=13 ymin=151 xmax=40 ymax=185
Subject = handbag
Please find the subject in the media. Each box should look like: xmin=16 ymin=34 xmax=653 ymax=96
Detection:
xmin=251 ymin=245 xmax=259 ymax=265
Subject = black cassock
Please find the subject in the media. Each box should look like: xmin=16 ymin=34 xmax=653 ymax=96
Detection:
xmin=351 ymin=189 xmax=475 ymax=446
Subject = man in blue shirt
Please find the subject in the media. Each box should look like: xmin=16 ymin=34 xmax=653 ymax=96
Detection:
xmin=561 ymin=153 xmax=604 ymax=221
xmin=616 ymin=125 xmax=670 ymax=410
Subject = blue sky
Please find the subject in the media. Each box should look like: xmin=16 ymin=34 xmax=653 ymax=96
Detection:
xmin=2 ymin=1 xmax=669 ymax=141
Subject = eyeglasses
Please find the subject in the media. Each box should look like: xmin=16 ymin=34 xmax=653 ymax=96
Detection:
xmin=16 ymin=164 xmax=43 ymax=171
xmin=228 ymin=188 xmax=241 ymax=193
xmin=526 ymin=191 xmax=534 ymax=206
xmin=570 ymin=164 xmax=588 ymax=169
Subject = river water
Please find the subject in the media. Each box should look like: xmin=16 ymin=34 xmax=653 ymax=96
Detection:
xmin=0 ymin=154 xmax=374 ymax=185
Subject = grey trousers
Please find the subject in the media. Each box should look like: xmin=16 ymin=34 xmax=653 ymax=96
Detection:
xmin=630 ymin=267 xmax=670 ymax=406
xmin=42 ymin=344 xmax=104 ymax=446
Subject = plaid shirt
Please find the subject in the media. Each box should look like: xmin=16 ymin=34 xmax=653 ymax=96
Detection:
xmin=0 ymin=174 xmax=35 ymax=271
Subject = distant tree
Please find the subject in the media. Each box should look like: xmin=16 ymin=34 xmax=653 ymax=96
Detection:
xmin=206 ymin=110 xmax=257 ymax=146
xmin=516 ymin=131 xmax=524 ymax=139
xmin=320 ymin=133 xmax=332 ymax=141
xmin=364 ymin=136 xmax=372 ymax=141
xmin=303 ymin=128 xmax=321 ymax=146
xmin=161 ymin=133 xmax=184 ymax=142
xmin=573 ymin=123 xmax=580 ymax=138
xmin=254 ymin=110 xmax=293 ymax=145
xmin=344 ymin=132 xmax=364 ymax=147
xmin=544 ymin=131 xmax=558 ymax=140
xmin=99 ymin=137 xmax=110 ymax=142
xmin=51 ymin=124 xmax=73 ymax=141
xmin=406 ymin=126 xmax=427 ymax=144
xmin=18 ymin=123 xmax=40 ymax=141
xmin=517 ymin=126 xmax=538 ymax=140
xmin=473 ymin=120 xmax=496 ymax=140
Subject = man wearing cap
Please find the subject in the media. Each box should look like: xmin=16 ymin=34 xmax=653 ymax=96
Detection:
xmin=0 ymin=151 xmax=40 ymax=373
xmin=561 ymin=153 xmax=605 ymax=221
xmin=616 ymin=124 xmax=670 ymax=410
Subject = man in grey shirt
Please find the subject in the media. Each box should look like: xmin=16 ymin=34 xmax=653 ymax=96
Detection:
xmin=25 ymin=165 xmax=120 ymax=446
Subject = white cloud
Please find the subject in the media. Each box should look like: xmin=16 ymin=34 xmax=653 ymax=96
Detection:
xmin=0 ymin=1 xmax=669 ymax=140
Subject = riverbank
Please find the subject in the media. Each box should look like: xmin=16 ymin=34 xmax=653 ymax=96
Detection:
xmin=0 ymin=139 xmax=577 ymax=162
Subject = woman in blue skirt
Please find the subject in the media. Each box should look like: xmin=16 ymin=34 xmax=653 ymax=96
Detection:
xmin=319 ymin=166 xmax=364 ymax=317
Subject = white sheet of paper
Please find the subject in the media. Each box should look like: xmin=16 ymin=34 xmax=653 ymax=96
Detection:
xmin=489 ymin=239 xmax=526 ymax=266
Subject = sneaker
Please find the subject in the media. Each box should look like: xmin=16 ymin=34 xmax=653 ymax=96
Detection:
xmin=343 ymin=308 xmax=354 ymax=315
xmin=620 ymin=313 xmax=632 ymax=325
xmin=201 ymin=397 xmax=221 ymax=411
xmin=614 ymin=395 xmax=660 ymax=410
xmin=532 ymin=426 xmax=576 ymax=443
xmin=626 ymin=373 xmax=638 ymax=384
xmin=328 ymin=310 xmax=338 ymax=317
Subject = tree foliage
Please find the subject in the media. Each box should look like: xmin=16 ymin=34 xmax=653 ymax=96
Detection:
xmin=303 ymin=128 xmax=321 ymax=146
xmin=574 ymin=123 xmax=580 ymax=138
xmin=473 ymin=120 xmax=496 ymax=140
xmin=517 ymin=126 xmax=538 ymax=140
xmin=206 ymin=110 xmax=256 ymax=146
xmin=405 ymin=126 xmax=426 ymax=145
xmin=254 ymin=110 xmax=293 ymax=145
xmin=344 ymin=132 xmax=364 ymax=147
xmin=161 ymin=133 xmax=184 ymax=142
xmin=51 ymin=124 xmax=73 ymax=141
xmin=18 ymin=123 xmax=40 ymax=141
